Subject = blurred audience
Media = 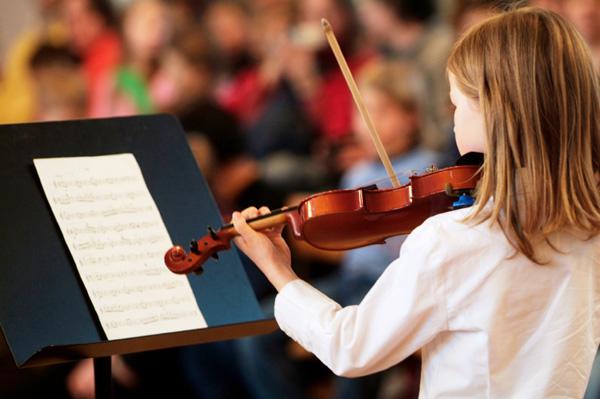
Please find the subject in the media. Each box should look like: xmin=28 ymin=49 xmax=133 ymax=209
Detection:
xmin=62 ymin=0 xmax=122 ymax=116
xmin=152 ymin=26 xmax=213 ymax=114
xmin=95 ymin=0 xmax=173 ymax=115
xmin=29 ymin=43 xmax=87 ymax=121
xmin=0 ymin=0 xmax=67 ymax=123
xmin=358 ymin=0 xmax=453 ymax=150
xmin=2 ymin=1 xmax=599 ymax=398
xmin=206 ymin=0 xmax=255 ymax=120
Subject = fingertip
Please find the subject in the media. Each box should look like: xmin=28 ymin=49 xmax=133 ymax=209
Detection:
xmin=258 ymin=206 xmax=271 ymax=215
xmin=232 ymin=212 xmax=245 ymax=228
xmin=242 ymin=206 xmax=259 ymax=218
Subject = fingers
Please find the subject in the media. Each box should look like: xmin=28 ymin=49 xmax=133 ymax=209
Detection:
xmin=257 ymin=206 xmax=285 ymax=235
xmin=232 ymin=211 xmax=257 ymax=243
xmin=236 ymin=206 xmax=271 ymax=222
xmin=233 ymin=206 xmax=279 ymax=243
xmin=240 ymin=206 xmax=260 ymax=220
xmin=258 ymin=206 xmax=271 ymax=215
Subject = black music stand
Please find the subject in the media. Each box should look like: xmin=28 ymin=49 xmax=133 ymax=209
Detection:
xmin=0 ymin=115 xmax=277 ymax=398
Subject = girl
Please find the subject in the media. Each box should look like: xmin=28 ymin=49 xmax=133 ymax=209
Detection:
xmin=232 ymin=7 xmax=600 ymax=397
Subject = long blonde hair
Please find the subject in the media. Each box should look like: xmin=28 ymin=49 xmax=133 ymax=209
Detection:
xmin=447 ymin=7 xmax=600 ymax=263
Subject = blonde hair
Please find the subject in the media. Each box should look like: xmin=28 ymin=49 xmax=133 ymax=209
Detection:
xmin=447 ymin=7 xmax=600 ymax=263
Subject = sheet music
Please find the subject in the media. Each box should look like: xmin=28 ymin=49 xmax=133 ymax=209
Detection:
xmin=34 ymin=153 xmax=207 ymax=340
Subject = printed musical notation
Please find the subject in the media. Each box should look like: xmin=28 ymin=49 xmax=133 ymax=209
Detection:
xmin=34 ymin=154 xmax=207 ymax=340
xmin=100 ymin=296 xmax=192 ymax=313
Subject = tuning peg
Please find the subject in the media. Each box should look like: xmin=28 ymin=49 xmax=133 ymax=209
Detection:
xmin=426 ymin=164 xmax=438 ymax=173
xmin=193 ymin=266 xmax=204 ymax=276
xmin=190 ymin=240 xmax=201 ymax=255
xmin=207 ymin=226 xmax=219 ymax=240
xmin=211 ymin=253 xmax=219 ymax=260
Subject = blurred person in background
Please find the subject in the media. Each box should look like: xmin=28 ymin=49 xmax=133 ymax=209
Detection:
xmin=206 ymin=0 xmax=255 ymax=105
xmin=215 ymin=0 xmax=375 ymax=194
xmin=229 ymin=2 xmax=312 ymax=159
xmin=222 ymin=0 xmax=320 ymax=192
xmin=452 ymin=0 xmax=502 ymax=36
xmin=560 ymin=0 xmax=600 ymax=73
xmin=0 ymin=0 xmax=67 ymax=123
xmin=93 ymin=0 xmax=173 ymax=116
xmin=62 ymin=0 xmax=122 ymax=116
xmin=284 ymin=0 xmax=372 ymax=143
xmin=236 ymin=60 xmax=442 ymax=399
xmin=152 ymin=26 xmax=217 ymax=117
xmin=281 ymin=0 xmax=375 ymax=182
xmin=29 ymin=43 xmax=87 ymax=121
xmin=163 ymin=0 xmax=204 ymax=39
xmin=529 ymin=0 xmax=564 ymax=13
xmin=357 ymin=0 xmax=453 ymax=151
xmin=207 ymin=0 xmax=315 ymax=166
xmin=154 ymin=26 xmax=287 ymax=217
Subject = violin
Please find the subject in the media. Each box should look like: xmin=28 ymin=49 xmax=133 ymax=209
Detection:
xmin=164 ymin=19 xmax=482 ymax=275
xmin=164 ymin=160 xmax=481 ymax=275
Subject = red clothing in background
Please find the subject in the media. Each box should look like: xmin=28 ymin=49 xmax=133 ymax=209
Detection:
xmin=308 ymin=51 xmax=374 ymax=141
xmin=216 ymin=69 xmax=267 ymax=126
xmin=84 ymin=30 xmax=122 ymax=117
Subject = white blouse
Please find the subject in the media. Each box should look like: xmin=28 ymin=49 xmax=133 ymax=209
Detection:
xmin=274 ymin=206 xmax=600 ymax=398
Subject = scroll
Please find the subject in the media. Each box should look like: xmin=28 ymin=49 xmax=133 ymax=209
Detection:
xmin=34 ymin=153 xmax=207 ymax=340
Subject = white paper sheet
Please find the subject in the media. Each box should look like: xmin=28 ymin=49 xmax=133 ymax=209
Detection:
xmin=34 ymin=153 xmax=207 ymax=340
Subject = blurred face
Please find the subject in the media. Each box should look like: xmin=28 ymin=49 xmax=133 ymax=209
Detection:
xmin=152 ymin=50 xmax=211 ymax=111
xmin=205 ymin=3 xmax=248 ymax=56
xmin=455 ymin=8 xmax=496 ymax=36
xmin=299 ymin=0 xmax=349 ymax=37
xmin=562 ymin=0 xmax=600 ymax=44
xmin=357 ymin=0 xmax=397 ymax=43
xmin=449 ymin=73 xmax=486 ymax=155
xmin=353 ymin=87 xmax=418 ymax=157
xmin=38 ymin=0 xmax=61 ymax=14
xmin=63 ymin=0 xmax=106 ymax=52
xmin=124 ymin=0 xmax=172 ymax=62
xmin=249 ymin=5 xmax=291 ymax=58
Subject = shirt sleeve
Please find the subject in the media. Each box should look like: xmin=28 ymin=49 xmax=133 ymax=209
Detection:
xmin=274 ymin=218 xmax=450 ymax=377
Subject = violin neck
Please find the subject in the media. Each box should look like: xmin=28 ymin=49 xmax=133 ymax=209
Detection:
xmin=221 ymin=205 xmax=298 ymax=234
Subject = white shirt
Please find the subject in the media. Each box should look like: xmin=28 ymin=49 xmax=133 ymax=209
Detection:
xmin=274 ymin=206 xmax=600 ymax=398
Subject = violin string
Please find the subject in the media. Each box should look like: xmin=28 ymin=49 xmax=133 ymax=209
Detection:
xmin=357 ymin=167 xmax=430 ymax=188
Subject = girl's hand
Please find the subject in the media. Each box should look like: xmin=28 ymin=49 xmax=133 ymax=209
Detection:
xmin=232 ymin=206 xmax=298 ymax=291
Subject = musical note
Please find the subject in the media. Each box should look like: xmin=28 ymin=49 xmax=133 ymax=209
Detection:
xmin=92 ymin=280 xmax=187 ymax=299
xmin=79 ymin=251 xmax=163 ymax=268
xmin=100 ymin=296 xmax=192 ymax=313
xmin=53 ymin=190 xmax=146 ymax=205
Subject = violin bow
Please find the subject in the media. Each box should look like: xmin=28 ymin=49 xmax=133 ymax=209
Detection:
xmin=321 ymin=19 xmax=401 ymax=188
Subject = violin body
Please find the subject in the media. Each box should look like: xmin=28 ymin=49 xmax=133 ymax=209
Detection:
xmin=165 ymin=164 xmax=480 ymax=275
xmin=290 ymin=164 xmax=478 ymax=250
